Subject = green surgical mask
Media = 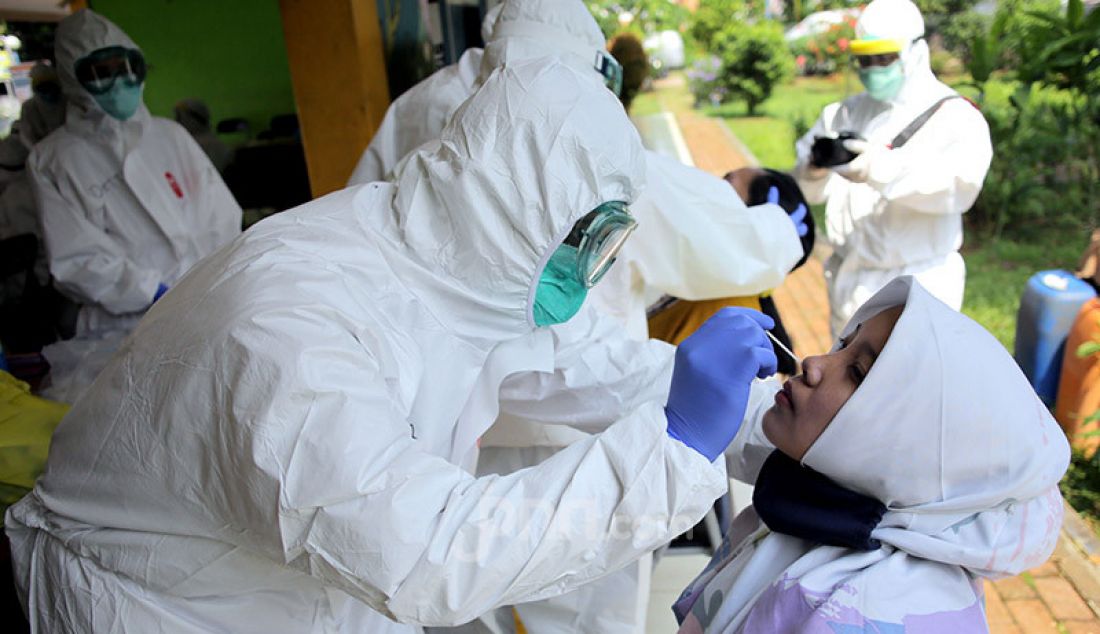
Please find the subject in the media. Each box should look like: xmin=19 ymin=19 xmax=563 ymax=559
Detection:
xmin=859 ymin=60 xmax=904 ymax=102
xmin=93 ymin=82 xmax=143 ymax=121
xmin=531 ymin=202 xmax=637 ymax=327
xmin=533 ymin=244 xmax=588 ymax=327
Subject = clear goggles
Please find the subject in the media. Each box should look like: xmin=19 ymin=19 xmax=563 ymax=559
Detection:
xmin=562 ymin=201 xmax=637 ymax=288
xmin=75 ymin=46 xmax=147 ymax=95
xmin=595 ymin=50 xmax=623 ymax=97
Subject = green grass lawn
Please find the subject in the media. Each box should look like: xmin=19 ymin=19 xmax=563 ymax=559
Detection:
xmin=962 ymin=225 xmax=1088 ymax=351
xmin=629 ymin=89 xmax=663 ymax=117
xmin=709 ymin=74 xmax=855 ymax=171
xmin=725 ymin=117 xmax=797 ymax=170
xmin=707 ymin=73 xmax=858 ymax=127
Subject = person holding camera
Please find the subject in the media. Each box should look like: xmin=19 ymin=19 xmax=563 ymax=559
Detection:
xmin=793 ymin=0 xmax=992 ymax=336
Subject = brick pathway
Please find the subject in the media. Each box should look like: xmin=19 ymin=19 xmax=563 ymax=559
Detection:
xmin=650 ymin=73 xmax=1100 ymax=633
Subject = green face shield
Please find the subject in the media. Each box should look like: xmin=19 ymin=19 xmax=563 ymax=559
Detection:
xmin=532 ymin=201 xmax=637 ymax=327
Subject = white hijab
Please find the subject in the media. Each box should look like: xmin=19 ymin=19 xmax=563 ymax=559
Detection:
xmin=676 ymin=276 xmax=1070 ymax=633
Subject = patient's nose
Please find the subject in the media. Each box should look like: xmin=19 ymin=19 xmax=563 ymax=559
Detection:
xmin=801 ymin=355 xmax=825 ymax=386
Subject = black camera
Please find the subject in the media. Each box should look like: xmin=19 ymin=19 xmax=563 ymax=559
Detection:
xmin=811 ymin=132 xmax=863 ymax=167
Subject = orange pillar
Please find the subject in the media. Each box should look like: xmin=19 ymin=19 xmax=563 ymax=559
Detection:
xmin=278 ymin=0 xmax=390 ymax=197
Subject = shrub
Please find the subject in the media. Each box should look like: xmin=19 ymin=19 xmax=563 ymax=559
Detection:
xmin=964 ymin=0 xmax=1100 ymax=235
xmin=929 ymin=48 xmax=962 ymax=76
xmin=711 ymin=21 xmax=795 ymax=115
xmin=995 ymin=0 xmax=1066 ymax=71
xmin=938 ymin=9 xmax=990 ymax=59
xmin=690 ymin=0 xmax=759 ymax=50
xmin=788 ymin=15 xmax=856 ymax=76
xmin=967 ymin=80 xmax=1099 ymax=236
xmin=687 ymin=56 xmax=728 ymax=108
xmin=587 ymin=0 xmax=692 ymax=40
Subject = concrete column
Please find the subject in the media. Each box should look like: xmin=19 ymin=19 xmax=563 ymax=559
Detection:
xmin=279 ymin=0 xmax=390 ymax=197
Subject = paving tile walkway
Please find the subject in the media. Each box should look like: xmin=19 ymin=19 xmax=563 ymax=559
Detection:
xmin=644 ymin=74 xmax=1100 ymax=633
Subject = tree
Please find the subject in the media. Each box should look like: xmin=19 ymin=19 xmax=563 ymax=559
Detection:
xmin=586 ymin=0 xmax=691 ymax=39
xmin=712 ymin=20 xmax=794 ymax=115
xmin=913 ymin=0 xmax=981 ymax=40
xmin=691 ymin=0 xmax=761 ymax=50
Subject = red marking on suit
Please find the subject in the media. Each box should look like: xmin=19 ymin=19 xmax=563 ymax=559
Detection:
xmin=165 ymin=172 xmax=184 ymax=199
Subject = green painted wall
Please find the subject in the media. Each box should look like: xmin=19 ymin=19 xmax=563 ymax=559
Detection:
xmin=90 ymin=0 xmax=295 ymax=137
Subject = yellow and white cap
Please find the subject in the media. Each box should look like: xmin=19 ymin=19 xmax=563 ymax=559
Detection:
xmin=850 ymin=0 xmax=925 ymax=56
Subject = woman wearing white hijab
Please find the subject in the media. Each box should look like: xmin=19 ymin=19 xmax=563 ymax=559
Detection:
xmin=674 ymin=276 xmax=1069 ymax=632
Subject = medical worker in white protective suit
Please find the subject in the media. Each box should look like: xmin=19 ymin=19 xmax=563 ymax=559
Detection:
xmin=29 ymin=9 xmax=242 ymax=339
xmin=6 ymin=59 xmax=783 ymax=634
xmin=793 ymin=0 xmax=991 ymax=337
xmin=0 ymin=63 xmax=67 ymax=292
xmin=353 ymin=3 xmax=802 ymax=632
xmin=18 ymin=63 xmax=67 ymax=150
xmin=351 ymin=1 xmax=802 ymax=340
xmin=347 ymin=2 xmax=503 ymax=185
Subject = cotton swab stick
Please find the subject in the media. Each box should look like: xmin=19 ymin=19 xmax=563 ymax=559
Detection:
xmin=766 ymin=330 xmax=801 ymax=370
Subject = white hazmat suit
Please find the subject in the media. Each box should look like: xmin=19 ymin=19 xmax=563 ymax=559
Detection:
xmin=351 ymin=1 xmax=800 ymax=343
xmin=347 ymin=3 xmax=502 ymax=185
xmin=793 ymin=0 xmax=992 ymax=336
xmin=354 ymin=2 xmax=799 ymax=630
xmin=6 ymin=59 xmax=728 ymax=634
xmin=0 ymin=65 xmax=67 ymax=293
xmin=29 ymin=9 xmax=242 ymax=337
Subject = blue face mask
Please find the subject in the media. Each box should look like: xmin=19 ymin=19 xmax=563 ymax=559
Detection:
xmin=532 ymin=244 xmax=588 ymax=327
xmin=859 ymin=60 xmax=904 ymax=102
xmin=93 ymin=82 xmax=143 ymax=121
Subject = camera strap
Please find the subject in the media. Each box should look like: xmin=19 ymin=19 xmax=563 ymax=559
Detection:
xmin=889 ymin=95 xmax=963 ymax=149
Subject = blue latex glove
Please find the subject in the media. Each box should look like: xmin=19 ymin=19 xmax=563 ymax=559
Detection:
xmin=665 ymin=307 xmax=778 ymax=461
xmin=768 ymin=186 xmax=808 ymax=237
xmin=153 ymin=283 xmax=169 ymax=302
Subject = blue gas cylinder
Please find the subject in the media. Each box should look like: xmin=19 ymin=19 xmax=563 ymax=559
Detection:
xmin=1015 ymin=270 xmax=1097 ymax=405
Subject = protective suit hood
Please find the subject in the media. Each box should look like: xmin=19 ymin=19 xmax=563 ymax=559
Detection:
xmin=855 ymin=0 xmax=924 ymax=48
xmin=481 ymin=2 xmax=504 ymax=43
xmin=855 ymin=0 xmax=943 ymax=107
xmin=389 ymin=58 xmax=645 ymax=339
xmin=479 ymin=0 xmax=609 ymax=86
xmin=54 ymin=9 xmax=150 ymax=146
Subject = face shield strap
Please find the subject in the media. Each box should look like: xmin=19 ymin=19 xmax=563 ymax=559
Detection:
xmin=595 ymin=51 xmax=623 ymax=97
xmin=75 ymin=46 xmax=147 ymax=96
xmin=490 ymin=20 xmax=615 ymax=93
